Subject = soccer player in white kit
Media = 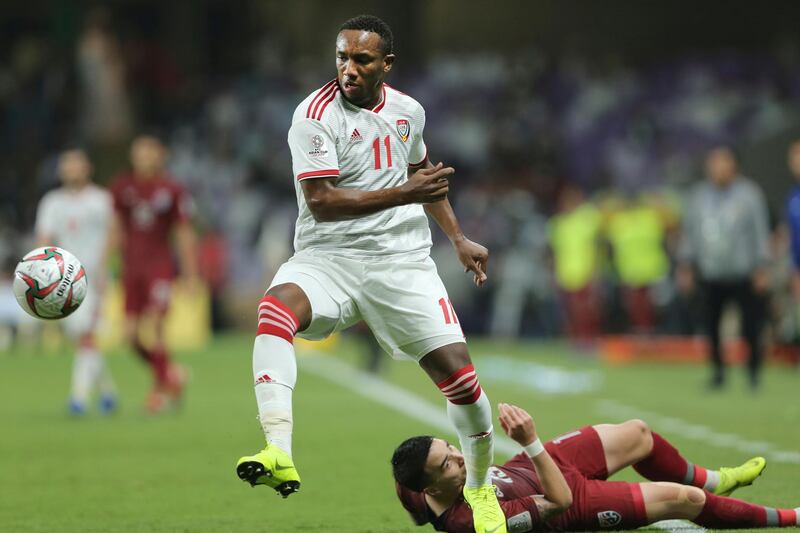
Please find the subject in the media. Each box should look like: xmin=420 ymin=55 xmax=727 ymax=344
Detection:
xmin=35 ymin=148 xmax=117 ymax=415
xmin=236 ymin=15 xmax=506 ymax=532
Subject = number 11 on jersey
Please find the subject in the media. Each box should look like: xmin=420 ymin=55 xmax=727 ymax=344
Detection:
xmin=372 ymin=136 xmax=392 ymax=169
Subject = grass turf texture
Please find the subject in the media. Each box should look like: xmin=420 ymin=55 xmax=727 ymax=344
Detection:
xmin=1 ymin=334 xmax=798 ymax=532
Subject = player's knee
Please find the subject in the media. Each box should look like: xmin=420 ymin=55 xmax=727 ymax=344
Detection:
xmin=626 ymin=419 xmax=653 ymax=454
xmin=674 ymin=485 xmax=706 ymax=511
xmin=264 ymin=284 xmax=311 ymax=328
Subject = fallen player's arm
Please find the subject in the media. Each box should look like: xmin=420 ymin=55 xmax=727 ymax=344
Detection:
xmin=498 ymin=403 xmax=572 ymax=518
xmin=301 ymin=163 xmax=453 ymax=222
xmin=527 ymin=446 xmax=573 ymax=519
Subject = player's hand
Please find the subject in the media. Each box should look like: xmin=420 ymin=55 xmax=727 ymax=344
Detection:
xmin=498 ymin=403 xmax=538 ymax=447
xmin=401 ymin=162 xmax=454 ymax=203
xmin=454 ymin=237 xmax=488 ymax=287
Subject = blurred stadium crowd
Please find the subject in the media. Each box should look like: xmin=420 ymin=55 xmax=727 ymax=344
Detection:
xmin=1 ymin=5 xmax=799 ymax=353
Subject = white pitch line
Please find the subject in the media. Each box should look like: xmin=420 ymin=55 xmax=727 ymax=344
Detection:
xmin=300 ymin=355 xmax=704 ymax=532
xmin=596 ymin=400 xmax=800 ymax=465
xmin=651 ymin=519 xmax=707 ymax=532
xmin=301 ymin=354 xmax=519 ymax=456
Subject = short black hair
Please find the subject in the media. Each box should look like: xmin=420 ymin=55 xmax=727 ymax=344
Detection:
xmin=339 ymin=14 xmax=393 ymax=56
xmin=391 ymin=436 xmax=433 ymax=491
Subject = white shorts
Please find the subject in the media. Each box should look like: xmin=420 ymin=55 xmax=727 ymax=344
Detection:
xmin=62 ymin=282 xmax=102 ymax=338
xmin=269 ymin=250 xmax=465 ymax=361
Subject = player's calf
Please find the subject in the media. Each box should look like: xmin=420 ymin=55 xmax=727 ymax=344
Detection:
xmin=435 ymin=360 xmax=506 ymax=532
xmin=238 ymin=294 xmax=302 ymax=497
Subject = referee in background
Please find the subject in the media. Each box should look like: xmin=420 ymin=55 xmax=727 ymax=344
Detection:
xmin=678 ymin=146 xmax=770 ymax=390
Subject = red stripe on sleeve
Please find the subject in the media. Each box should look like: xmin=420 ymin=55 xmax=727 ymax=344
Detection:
xmin=297 ymin=169 xmax=340 ymax=181
xmin=314 ymin=87 xmax=339 ymax=120
xmin=310 ymin=84 xmax=338 ymax=120
xmin=306 ymin=80 xmax=337 ymax=119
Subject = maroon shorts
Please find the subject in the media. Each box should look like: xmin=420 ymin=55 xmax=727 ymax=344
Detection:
xmin=123 ymin=271 xmax=173 ymax=315
xmin=546 ymin=427 xmax=649 ymax=531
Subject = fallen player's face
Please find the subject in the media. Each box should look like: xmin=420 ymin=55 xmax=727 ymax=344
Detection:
xmin=424 ymin=438 xmax=467 ymax=493
xmin=335 ymin=30 xmax=391 ymax=108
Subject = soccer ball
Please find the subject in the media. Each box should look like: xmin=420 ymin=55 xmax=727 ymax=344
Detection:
xmin=13 ymin=247 xmax=88 ymax=320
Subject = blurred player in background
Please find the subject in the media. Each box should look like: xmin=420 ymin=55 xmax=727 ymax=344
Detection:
xmin=108 ymin=134 xmax=197 ymax=413
xmin=393 ymin=403 xmax=785 ymax=532
xmin=35 ymin=147 xmax=117 ymax=415
xmin=236 ymin=14 xmax=503 ymax=532
xmin=678 ymin=147 xmax=770 ymax=390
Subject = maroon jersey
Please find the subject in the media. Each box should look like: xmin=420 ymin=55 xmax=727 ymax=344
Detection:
xmin=397 ymin=427 xmax=648 ymax=532
xmin=109 ymin=173 xmax=191 ymax=277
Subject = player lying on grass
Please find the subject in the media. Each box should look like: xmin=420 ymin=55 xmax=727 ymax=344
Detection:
xmin=393 ymin=403 xmax=797 ymax=532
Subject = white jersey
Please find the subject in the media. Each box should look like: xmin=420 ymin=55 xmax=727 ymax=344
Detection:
xmin=288 ymin=80 xmax=431 ymax=260
xmin=35 ymin=184 xmax=112 ymax=273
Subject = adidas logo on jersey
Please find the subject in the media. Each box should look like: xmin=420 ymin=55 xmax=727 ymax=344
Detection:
xmin=349 ymin=128 xmax=363 ymax=143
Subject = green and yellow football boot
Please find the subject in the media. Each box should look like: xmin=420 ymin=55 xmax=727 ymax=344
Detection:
xmin=236 ymin=443 xmax=301 ymax=498
xmin=463 ymin=484 xmax=507 ymax=533
xmin=714 ymin=456 xmax=767 ymax=496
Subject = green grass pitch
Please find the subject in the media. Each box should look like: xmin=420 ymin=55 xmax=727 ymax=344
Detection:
xmin=1 ymin=334 xmax=798 ymax=532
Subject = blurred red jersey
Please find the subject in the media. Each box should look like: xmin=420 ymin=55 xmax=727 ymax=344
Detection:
xmin=396 ymin=427 xmax=647 ymax=532
xmin=109 ymin=173 xmax=191 ymax=277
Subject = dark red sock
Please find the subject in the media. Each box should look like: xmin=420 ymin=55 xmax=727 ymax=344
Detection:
xmin=694 ymin=493 xmax=798 ymax=528
xmin=132 ymin=340 xmax=153 ymax=364
xmin=149 ymin=348 xmax=171 ymax=387
xmin=633 ymin=432 xmax=720 ymax=489
xmin=633 ymin=432 xmax=691 ymax=483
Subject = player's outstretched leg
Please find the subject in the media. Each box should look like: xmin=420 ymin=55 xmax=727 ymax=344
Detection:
xmin=95 ymin=354 xmax=118 ymax=414
xmin=633 ymin=431 xmax=766 ymax=495
xmin=422 ymin=345 xmax=506 ymax=533
xmin=237 ymin=294 xmax=302 ymax=498
xmin=68 ymin=347 xmax=95 ymax=415
xmin=640 ymin=483 xmax=799 ymax=529
xmin=694 ymin=492 xmax=800 ymax=528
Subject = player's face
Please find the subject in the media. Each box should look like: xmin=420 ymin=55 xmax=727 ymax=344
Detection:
xmin=131 ymin=137 xmax=166 ymax=178
xmin=335 ymin=30 xmax=394 ymax=108
xmin=423 ymin=438 xmax=466 ymax=495
xmin=58 ymin=150 xmax=92 ymax=188
xmin=705 ymin=148 xmax=737 ymax=187
xmin=788 ymin=142 xmax=800 ymax=180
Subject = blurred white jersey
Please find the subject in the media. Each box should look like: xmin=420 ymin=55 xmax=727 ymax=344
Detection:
xmin=288 ymin=80 xmax=431 ymax=260
xmin=35 ymin=184 xmax=112 ymax=274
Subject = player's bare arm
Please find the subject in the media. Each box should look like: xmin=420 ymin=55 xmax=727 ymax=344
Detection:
xmin=300 ymin=163 xmax=453 ymax=222
xmin=174 ymin=220 xmax=199 ymax=284
xmin=498 ymin=403 xmax=573 ymax=518
xmin=417 ymin=163 xmax=489 ymax=286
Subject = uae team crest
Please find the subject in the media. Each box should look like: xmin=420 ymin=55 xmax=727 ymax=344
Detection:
xmin=396 ymin=119 xmax=410 ymax=142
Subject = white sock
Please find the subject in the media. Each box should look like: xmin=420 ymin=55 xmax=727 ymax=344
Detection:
xmin=71 ymin=349 xmax=98 ymax=404
xmin=446 ymin=390 xmax=494 ymax=488
xmin=253 ymin=334 xmax=297 ymax=456
xmin=94 ymin=355 xmax=117 ymax=397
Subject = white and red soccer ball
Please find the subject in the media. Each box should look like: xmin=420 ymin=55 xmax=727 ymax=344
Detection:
xmin=13 ymin=247 xmax=88 ymax=320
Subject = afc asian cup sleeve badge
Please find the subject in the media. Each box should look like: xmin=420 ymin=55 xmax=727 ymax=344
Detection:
xmin=396 ymin=119 xmax=410 ymax=142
